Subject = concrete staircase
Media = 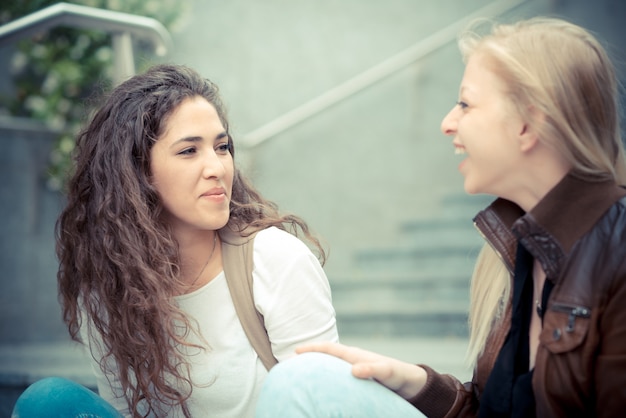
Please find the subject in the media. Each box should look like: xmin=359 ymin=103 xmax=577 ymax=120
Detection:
xmin=332 ymin=193 xmax=492 ymax=338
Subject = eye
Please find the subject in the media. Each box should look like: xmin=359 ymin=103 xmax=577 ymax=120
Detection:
xmin=456 ymin=101 xmax=469 ymax=110
xmin=177 ymin=147 xmax=197 ymax=156
xmin=216 ymin=142 xmax=231 ymax=155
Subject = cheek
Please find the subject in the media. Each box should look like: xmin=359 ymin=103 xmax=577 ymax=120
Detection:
xmin=148 ymin=149 xmax=166 ymax=188
xmin=149 ymin=165 xmax=166 ymax=195
xmin=224 ymin=159 xmax=235 ymax=195
xmin=149 ymin=164 xmax=178 ymax=204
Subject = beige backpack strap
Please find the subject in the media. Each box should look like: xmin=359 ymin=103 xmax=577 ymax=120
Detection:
xmin=220 ymin=226 xmax=278 ymax=370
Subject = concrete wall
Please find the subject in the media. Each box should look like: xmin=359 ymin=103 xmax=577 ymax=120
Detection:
xmin=162 ymin=0 xmax=626 ymax=279
xmin=0 ymin=119 xmax=66 ymax=343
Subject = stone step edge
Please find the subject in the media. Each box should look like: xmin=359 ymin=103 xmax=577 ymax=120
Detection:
xmin=336 ymin=305 xmax=468 ymax=316
xmin=0 ymin=341 xmax=95 ymax=387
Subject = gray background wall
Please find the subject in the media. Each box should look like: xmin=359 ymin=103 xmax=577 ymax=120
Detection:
xmin=161 ymin=0 xmax=626 ymax=278
xmin=0 ymin=120 xmax=66 ymax=343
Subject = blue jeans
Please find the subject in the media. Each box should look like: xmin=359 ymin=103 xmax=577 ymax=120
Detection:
xmin=255 ymin=352 xmax=426 ymax=418
xmin=11 ymin=377 xmax=122 ymax=418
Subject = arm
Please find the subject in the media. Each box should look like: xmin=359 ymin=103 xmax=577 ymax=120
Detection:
xmin=78 ymin=318 xmax=132 ymax=417
xmin=295 ymin=342 xmax=427 ymax=399
xmin=296 ymin=342 xmax=479 ymax=418
xmin=595 ymin=265 xmax=626 ymax=417
xmin=252 ymin=227 xmax=338 ymax=361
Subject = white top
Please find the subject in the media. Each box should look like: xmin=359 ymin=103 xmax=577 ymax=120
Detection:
xmin=81 ymin=227 xmax=338 ymax=417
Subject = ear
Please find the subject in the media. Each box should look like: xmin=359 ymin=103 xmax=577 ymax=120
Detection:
xmin=518 ymin=123 xmax=539 ymax=152
xmin=518 ymin=107 xmax=544 ymax=153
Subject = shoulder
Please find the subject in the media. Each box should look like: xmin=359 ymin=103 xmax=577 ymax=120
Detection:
xmin=565 ymin=200 xmax=626 ymax=297
xmin=251 ymin=227 xmax=324 ymax=280
xmin=252 ymin=228 xmax=330 ymax=309
xmin=588 ymin=197 xmax=626 ymax=252
xmin=253 ymin=227 xmax=313 ymax=259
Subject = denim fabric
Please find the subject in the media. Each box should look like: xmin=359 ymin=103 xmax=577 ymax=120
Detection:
xmin=255 ymin=352 xmax=426 ymax=418
xmin=11 ymin=377 xmax=122 ymax=418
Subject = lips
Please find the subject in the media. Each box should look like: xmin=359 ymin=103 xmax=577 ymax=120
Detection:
xmin=200 ymin=187 xmax=226 ymax=199
xmin=453 ymin=141 xmax=466 ymax=155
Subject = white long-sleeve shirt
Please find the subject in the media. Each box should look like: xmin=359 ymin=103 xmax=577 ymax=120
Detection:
xmin=82 ymin=227 xmax=338 ymax=417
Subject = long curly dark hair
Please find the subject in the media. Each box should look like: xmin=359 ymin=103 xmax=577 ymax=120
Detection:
xmin=56 ymin=64 xmax=325 ymax=417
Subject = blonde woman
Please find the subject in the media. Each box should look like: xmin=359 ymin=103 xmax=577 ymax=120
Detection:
xmin=255 ymin=17 xmax=626 ymax=417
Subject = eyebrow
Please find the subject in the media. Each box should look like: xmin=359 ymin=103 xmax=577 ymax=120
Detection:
xmin=169 ymin=131 xmax=228 ymax=149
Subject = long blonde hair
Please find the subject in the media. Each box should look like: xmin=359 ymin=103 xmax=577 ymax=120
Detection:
xmin=462 ymin=17 xmax=626 ymax=366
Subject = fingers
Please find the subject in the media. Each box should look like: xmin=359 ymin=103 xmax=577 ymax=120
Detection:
xmin=295 ymin=341 xmax=340 ymax=355
xmin=296 ymin=342 xmax=360 ymax=362
xmin=297 ymin=343 xmax=396 ymax=381
xmin=352 ymin=360 xmax=395 ymax=381
xmin=351 ymin=362 xmax=377 ymax=379
xmin=296 ymin=342 xmax=427 ymax=399
xmin=351 ymin=360 xmax=428 ymax=400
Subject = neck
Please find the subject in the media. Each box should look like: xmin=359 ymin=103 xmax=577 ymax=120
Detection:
xmin=510 ymin=146 xmax=571 ymax=212
xmin=179 ymin=231 xmax=219 ymax=285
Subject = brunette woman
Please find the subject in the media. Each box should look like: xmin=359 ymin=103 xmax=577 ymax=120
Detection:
xmin=13 ymin=64 xmax=338 ymax=418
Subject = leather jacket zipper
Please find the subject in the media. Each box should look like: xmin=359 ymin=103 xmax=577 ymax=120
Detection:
xmin=551 ymin=304 xmax=591 ymax=332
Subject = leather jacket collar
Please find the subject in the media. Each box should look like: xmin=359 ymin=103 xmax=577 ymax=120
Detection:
xmin=474 ymin=173 xmax=626 ymax=282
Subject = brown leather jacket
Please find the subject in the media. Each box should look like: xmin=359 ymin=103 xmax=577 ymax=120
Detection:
xmin=411 ymin=174 xmax=626 ymax=417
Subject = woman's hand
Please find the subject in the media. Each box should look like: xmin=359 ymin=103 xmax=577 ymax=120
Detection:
xmin=296 ymin=342 xmax=428 ymax=400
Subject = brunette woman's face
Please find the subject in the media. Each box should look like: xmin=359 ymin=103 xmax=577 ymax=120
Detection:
xmin=150 ymin=96 xmax=234 ymax=237
xmin=440 ymin=53 xmax=526 ymax=198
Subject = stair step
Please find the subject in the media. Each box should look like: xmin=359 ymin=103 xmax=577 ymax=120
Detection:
xmin=438 ymin=193 xmax=493 ymax=218
xmin=0 ymin=341 xmax=95 ymax=388
xmin=398 ymin=219 xmax=484 ymax=247
xmin=330 ymin=269 xmax=471 ymax=283
xmin=334 ymin=298 xmax=469 ymax=316
xmin=331 ymin=278 xmax=468 ymax=305
xmin=341 ymin=192 xmax=487 ymax=339
xmin=353 ymin=245 xmax=481 ymax=275
xmin=336 ymin=311 xmax=468 ymax=337
xmin=331 ymin=279 xmax=470 ymax=338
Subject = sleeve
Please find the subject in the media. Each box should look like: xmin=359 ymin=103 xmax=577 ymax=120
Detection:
xmin=251 ymin=227 xmax=339 ymax=361
xmin=78 ymin=315 xmax=132 ymax=417
xmin=595 ymin=260 xmax=626 ymax=417
xmin=408 ymin=365 xmax=479 ymax=418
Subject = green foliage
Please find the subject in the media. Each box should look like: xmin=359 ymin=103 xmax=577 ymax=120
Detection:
xmin=0 ymin=0 xmax=186 ymax=190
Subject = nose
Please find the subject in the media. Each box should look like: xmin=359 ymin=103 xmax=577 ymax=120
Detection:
xmin=440 ymin=106 xmax=458 ymax=136
xmin=202 ymin=149 xmax=226 ymax=179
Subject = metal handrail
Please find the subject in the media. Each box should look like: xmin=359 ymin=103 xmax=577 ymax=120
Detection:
xmin=0 ymin=2 xmax=172 ymax=85
xmin=241 ymin=0 xmax=527 ymax=148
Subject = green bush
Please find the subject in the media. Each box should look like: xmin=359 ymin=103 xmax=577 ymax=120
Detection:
xmin=0 ymin=0 xmax=186 ymax=190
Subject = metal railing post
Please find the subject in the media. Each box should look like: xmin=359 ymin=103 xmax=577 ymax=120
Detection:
xmin=111 ymin=31 xmax=135 ymax=85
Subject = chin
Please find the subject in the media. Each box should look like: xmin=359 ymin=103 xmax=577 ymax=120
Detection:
xmin=214 ymin=213 xmax=230 ymax=230
xmin=463 ymin=183 xmax=479 ymax=195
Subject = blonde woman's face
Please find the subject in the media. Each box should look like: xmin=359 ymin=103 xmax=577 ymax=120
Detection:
xmin=440 ymin=53 xmax=526 ymax=198
xmin=150 ymin=96 xmax=234 ymax=238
